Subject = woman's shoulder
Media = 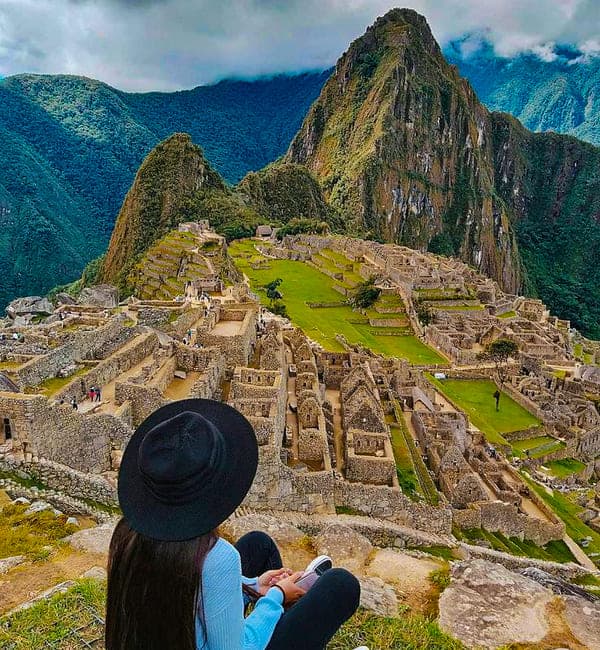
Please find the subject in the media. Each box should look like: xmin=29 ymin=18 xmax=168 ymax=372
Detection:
xmin=204 ymin=537 xmax=241 ymax=575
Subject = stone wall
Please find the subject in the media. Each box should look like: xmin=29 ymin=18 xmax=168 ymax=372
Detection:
xmin=14 ymin=318 xmax=133 ymax=388
xmin=54 ymin=332 xmax=159 ymax=402
xmin=0 ymin=393 xmax=133 ymax=472
xmin=114 ymin=382 xmax=167 ymax=428
xmin=0 ymin=455 xmax=117 ymax=506
xmin=452 ymin=501 xmax=565 ymax=545
xmin=334 ymin=480 xmax=452 ymax=536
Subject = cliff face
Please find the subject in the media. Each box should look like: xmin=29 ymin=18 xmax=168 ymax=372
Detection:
xmin=100 ymin=133 xmax=226 ymax=286
xmin=287 ymin=8 xmax=521 ymax=292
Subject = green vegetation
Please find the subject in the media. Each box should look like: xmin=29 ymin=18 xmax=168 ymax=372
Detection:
xmin=511 ymin=436 xmax=565 ymax=459
xmin=0 ymin=577 xmax=463 ymax=650
xmin=541 ymin=458 xmax=586 ymax=478
xmin=497 ymin=310 xmax=516 ymax=318
xmin=426 ymin=376 xmax=541 ymax=447
xmin=229 ymin=240 xmax=446 ymax=365
xmin=0 ymin=71 xmax=329 ymax=308
xmin=33 ymin=366 xmax=89 ymax=397
xmin=389 ymin=424 xmax=422 ymax=499
xmin=0 ymin=502 xmax=77 ymax=560
xmin=349 ymin=277 xmax=381 ymax=309
xmin=457 ymin=527 xmax=576 ymax=564
xmin=522 ymin=473 xmax=600 ymax=565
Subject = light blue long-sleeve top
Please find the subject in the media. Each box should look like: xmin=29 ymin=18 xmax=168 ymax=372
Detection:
xmin=196 ymin=537 xmax=284 ymax=650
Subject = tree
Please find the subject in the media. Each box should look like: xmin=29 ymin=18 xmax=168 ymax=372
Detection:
xmin=350 ymin=277 xmax=381 ymax=309
xmin=264 ymin=278 xmax=283 ymax=301
xmin=478 ymin=338 xmax=519 ymax=387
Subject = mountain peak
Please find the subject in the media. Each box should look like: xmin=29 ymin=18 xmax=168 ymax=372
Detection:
xmin=100 ymin=133 xmax=226 ymax=287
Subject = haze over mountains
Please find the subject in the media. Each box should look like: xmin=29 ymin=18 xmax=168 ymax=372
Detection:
xmin=0 ymin=9 xmax=599 ymax=338
xmin=446 ymin=38 xmax=600 ymax=146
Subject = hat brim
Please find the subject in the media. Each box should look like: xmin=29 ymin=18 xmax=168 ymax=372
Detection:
xmin=118 ymin=399 xmax=258 ymax=541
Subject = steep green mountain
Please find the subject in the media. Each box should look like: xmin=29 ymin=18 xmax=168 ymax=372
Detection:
xmin=446 ymin=40 xmax=600 ymax=146
xmin=0 ymin=71 xmax=329 ymax=307
xmin=286 ymin=8 xmax=600 ymax=338
xmin=100 ymin=134 xmax=331 ymax=290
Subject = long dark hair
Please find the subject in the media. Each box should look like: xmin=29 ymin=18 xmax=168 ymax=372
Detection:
xmin=106 ymin=517 xmax=217 ymax=650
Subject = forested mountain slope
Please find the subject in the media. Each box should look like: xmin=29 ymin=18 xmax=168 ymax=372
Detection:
xmin=446 ymin=39 xmax=600 ymax=146
xmin=0 ymin=71 xmax=329 ymax=306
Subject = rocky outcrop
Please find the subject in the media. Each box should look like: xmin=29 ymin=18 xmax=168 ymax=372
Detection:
xmin=100 ymin=134 xmax=227 ymax=287
xmin=6 ymin=296 xmax=54 ymax=319
xmin=78 ymin=284 xmax=119 ymax=308
xmin=287 ymin=9 xmax=521 ymax=292
xmin=439 ymin=559 xmax=600 ymax=649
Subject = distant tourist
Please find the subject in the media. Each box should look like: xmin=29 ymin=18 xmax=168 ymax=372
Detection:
xmin=106 ymin=400 xmax=360 ymax=650
xmin=182 ymin=337 xmax=188 ymax=345
xmin=12 ymin=332 xmax=19 ymax=341
xmin=88 ymin=387 xmax=95 ymax=401
xmin=71 ymin=397 xmax=78 ymax=410
xmin=493 ymin=389 xmax=501 ymax=412
xmin=95 ymin=387 xmax=102 ymax=402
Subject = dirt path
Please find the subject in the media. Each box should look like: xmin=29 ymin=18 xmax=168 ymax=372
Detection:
xmin=325 ymin=388 xmax=344 ymax=472
xmin=0 ymin=548 xmax=106 ymax=615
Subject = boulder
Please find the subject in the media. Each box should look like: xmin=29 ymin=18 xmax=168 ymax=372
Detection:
xmin=6 ymin=296 xmax=54 ymax=318
xmin=25 ymin=500 xmax=52 ymax=514
xmin=78 ymin=284 xmax=119 ymax=308
xmin=358 ymin=576 xmax=398 ymax=617
xmin=366 ymin=548 xmax=442 ymax=593
xmin=55 ymin=292 xmax=77 ymax=306
xmin=81 ymin=566 xmax=108 ymax=581
xmin=66 ymin=520 xmax=118 ymax=555
xmin=222 ymin=513 xmax=305 ymax=548
xmin=0 ymin=555 xmax=25 ymax=574
xmin=438 ymin=559 xmax=553 ymax=648
xmin=563 ymin=595 xmax=600 ymax=650
xmin=314 ymin=523 xmax=373 ymax=573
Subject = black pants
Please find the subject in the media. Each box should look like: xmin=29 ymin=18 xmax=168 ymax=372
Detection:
xmin=235 ymin=531 xmax=361 ymax=650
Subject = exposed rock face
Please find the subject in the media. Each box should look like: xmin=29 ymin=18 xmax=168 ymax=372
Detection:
xmin=6 ymin=296 xmax=54 ymax=318
xmin=562 ymin=596 xmax=600 ymax=650
xmin=438 ymin=559 xmax=553 ymax=648
xmin=287 ymin=9 xmax=521 ymax=292
xmin=286 ymin=8 xmax=600 ymax=336
xmin=78 ymin=284 xmax=119 ymax=308
xmin=66 ymin=520 xmax=118 ymax=555
xmin=314 ymin=523 xmax=373 ymax=573
xmin=358 ymin=576 xmax=399 ymax=617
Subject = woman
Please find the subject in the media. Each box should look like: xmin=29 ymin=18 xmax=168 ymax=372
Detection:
xmin=106 ymin=399 xmax=361 ymax=650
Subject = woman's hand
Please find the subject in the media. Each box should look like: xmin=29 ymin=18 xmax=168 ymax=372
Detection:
xmin=273 ymin=571 xmax=306 ymax=606
xmin=256 ymin=568 xmax=292 ymax=596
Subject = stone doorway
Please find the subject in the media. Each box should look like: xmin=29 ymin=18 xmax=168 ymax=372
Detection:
xmin=1 ymin=417 xmax=12 ymax=441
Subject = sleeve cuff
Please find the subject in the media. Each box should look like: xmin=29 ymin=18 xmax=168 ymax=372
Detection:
xmin=242 ymin=576 xmax=258 ymax=589
xmin=265 ymin=586 xmax=284 ymax=606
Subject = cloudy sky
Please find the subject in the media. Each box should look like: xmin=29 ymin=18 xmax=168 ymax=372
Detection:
xmin=0 ymin=0 xmax=598 ymax=91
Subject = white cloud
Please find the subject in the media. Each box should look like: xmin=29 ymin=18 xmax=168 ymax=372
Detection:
xmin=0 ymin=0 xmax=597 ymax=91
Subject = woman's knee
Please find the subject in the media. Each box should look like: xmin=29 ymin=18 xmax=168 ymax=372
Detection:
xmin=320 ymin=568 xmax=361 ymax=610
xmin=237 ymin=530 xmax=275 ymax=548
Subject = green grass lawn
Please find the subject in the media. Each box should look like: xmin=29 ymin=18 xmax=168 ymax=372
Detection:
xmin=426 ymin=376 xmax=541 ymax=447
xmin=541 ymin=458 xmax=586 ymax=478
xmin=389 ymin=424 xmax=422 ymax=499
xmin=511 ymin=436 xmax=566 ymax=459
xmin=0 ymin=579 xmax=463 ymax=650
xmin=497 ymin=310 xmax=517 ymax=319
xmin=457 ymin=527 xmax=576 ymax=564
xmin=229 ymin=240 xmax=447 ymax=365
xmin=522 ymin=473 xmax=600 ymax=567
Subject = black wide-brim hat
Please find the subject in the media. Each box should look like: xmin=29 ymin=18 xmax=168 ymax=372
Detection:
xmin=118 ymin=399 xmax=258 ymax=541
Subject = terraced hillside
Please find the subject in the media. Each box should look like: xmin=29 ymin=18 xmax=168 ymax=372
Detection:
xmin=128 ymin=230 xmax=226 ymax=301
